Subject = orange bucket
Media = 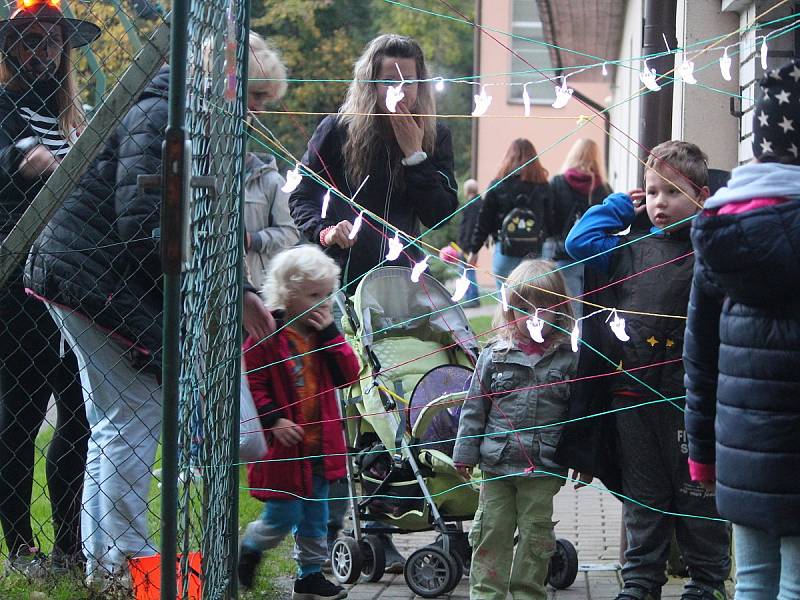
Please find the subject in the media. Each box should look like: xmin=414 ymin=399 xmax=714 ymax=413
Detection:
xmin=129 ymin=552 xmax=203 ymax=600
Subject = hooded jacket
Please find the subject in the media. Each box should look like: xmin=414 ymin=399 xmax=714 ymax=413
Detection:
xmin=244 ymin=152 xmax=300 ymax=290
xmin=683 ymin=162 xmax=800 ymax=535
xmin=24 ymin=65 xmax=170 ymax=370
xmin=549 ymin=172 xmax=611 ymax=260
xmin=243 ymin=315 xmax=360 ymax=501
xmin=453 ymin=337 xmax=577 ymax=478
xmin=288 ymin=115 xmax=458 ymax=293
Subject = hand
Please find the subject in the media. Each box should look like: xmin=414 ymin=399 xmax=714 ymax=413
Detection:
xmin=18 ymin=145 xmax=58 ymax=180
xmin=271 ymin=417 xmax=304 ymax=447
xmin=455 ymin=463 xmax=473 ymax=479
xmin=245 ymin=232 xmax=252 ymax=251
xmin=243 ymin=290 xmax=276 ymax=342
xmin=390 ymin=102 xmax=424 ymax=159
xmin=571 ymin=470 xmax=593 ymax=490
xmin=306 ymin=303 xmax=334 ymax=331
xmin=324 ymin=220 xmax=357 ymax=249
xmin=628 ymin=188 xmax=647 ymax=215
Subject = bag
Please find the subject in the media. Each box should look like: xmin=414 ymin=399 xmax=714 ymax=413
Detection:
xmin=498 ymin=193 xmax=547 ymax=257
xmin=239 ymin=375 xmax=268 ymax=461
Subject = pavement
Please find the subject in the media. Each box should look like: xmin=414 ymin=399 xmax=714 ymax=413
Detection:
xmin=336 ymin=480 xmax=734 ymax=600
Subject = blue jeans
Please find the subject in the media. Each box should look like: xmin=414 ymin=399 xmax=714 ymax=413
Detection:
xmin=734 ymin=523 xmax=800 ymax=600
xmin=464 ymin=265 xmax=480 ymax=302
xmin=243 ymin=474 xmax=330 ymax=577
xmin=492 ymin=246 xmax=523 ymax=290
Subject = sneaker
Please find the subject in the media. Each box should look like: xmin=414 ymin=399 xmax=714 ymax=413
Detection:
xmin=615 ymin=584 xmax=661 ymax=600
xmin=292 ymin=572 xmax=348 ymax=600
xmin=681 ymin=581 xmax=727 ymax=600
xmin=377 ymin=534 xmax=405 ymax=574
xmin=49 ymin=548 xmax=86 ymax=577
xmin=238 ymin=545 xmax=262 ymax=590
xmin=4 ymin=546 xmax=48 ymax=579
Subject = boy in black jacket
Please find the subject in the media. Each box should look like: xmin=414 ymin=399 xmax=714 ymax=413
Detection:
xmin=555 ymin=141 xmax=730 ymax=600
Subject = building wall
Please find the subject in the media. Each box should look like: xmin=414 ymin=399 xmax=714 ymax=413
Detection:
xmin=606 ymin=0 xmax=643 ymax=193
xmin=472 ymin=0 xmax=610 ymax=287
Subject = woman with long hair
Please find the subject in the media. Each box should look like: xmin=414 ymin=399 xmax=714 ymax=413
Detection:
xmin=0 ymin=0 xmax=98 ymax=576
xmin=289 ymin=33 xmax=458 ymax=295
xmin=466 ymin=138 xmax=552 ymax=289
xmin=549 ymin=138 xmax=611 ymax=312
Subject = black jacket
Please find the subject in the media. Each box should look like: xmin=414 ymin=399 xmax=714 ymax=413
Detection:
xmin=466 ymin=175 xmax=552 ymax=254
xmin=25 ymin=66 xmax=170 ymax=371
xmin=549 ymin=174 xmax=611 ymax=260
xmin=457 ymin=196 xmax=481 ymax=252
xmin=554 ymin=229 xmax=694 ymax=494
xmin=288 ymin=116 xmax=458 ymax=293
xmin=0 ymin=87 xmax=62 ymax=286
xmin=684 ymin=200 xmax=800 ymax=536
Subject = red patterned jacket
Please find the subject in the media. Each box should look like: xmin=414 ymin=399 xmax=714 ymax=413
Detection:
xmin=243 ymin=317 xmax=359 ymax=501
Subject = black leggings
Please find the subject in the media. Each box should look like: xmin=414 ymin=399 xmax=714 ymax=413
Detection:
xmin=0 ymin=287 xmax=88 ymax=557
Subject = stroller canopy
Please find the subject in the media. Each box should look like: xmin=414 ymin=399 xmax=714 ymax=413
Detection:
xmin=352 ymin=267 xmax=477 ymax=358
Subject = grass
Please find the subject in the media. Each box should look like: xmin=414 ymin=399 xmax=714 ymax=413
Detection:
xmin=0 ymin=428 xmax=294 ymax=600
xmin=3 ymin=300 xmax=493 ymax=599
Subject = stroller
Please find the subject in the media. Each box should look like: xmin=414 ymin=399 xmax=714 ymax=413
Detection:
xmin=329 ymin=267 xmax=578 ymax=597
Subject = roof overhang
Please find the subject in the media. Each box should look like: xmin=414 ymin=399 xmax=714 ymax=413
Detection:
xmin=536 ymin=0 xmax=626 ymax=82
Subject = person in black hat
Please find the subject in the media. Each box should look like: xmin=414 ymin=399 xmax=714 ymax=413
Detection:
xmin=683 ymin=57 xmax=800 ymax=597
xmin=0 ymin=0 xmax=99 ymax=578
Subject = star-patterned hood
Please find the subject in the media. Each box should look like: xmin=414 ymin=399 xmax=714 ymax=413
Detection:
xmin=752 ymin=58 xmax=800 ymax=162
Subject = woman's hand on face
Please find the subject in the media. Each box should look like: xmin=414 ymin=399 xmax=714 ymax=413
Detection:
xmin=390 ymin=102 xmax=424 ymax=159
xmin=324 ymin=220 xmax=357 ymax=249
xmin=18 ymin=145 xmax=58 ymax=180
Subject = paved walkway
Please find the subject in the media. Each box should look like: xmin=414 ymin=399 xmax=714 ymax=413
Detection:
xmin=337 ymin=482 xmax=733 ymax=599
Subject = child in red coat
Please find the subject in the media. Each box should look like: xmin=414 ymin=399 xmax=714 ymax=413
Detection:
xmin=238 ymin=245 xmax=359 ymax=600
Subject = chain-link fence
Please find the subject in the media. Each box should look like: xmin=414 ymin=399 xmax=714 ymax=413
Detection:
xmin=0 ymin=0 xmax=246 ymax=594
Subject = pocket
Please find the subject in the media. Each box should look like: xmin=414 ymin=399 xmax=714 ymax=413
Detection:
xmin=479 ymin=434 xmax=508 ymax=466
xmin=467 ymin=501 xmax=484 ymax=548
xmin=490 ymin=366 xmax=525 ymax=397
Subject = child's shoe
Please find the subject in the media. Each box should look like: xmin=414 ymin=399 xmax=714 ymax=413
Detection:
xmin=238 ymin=545 xmax=262 ymax=590
xmin=292 ymin=572 xmax=348 ymax=599
xmin=681 ymin=581 xmax=727 ymax=600
xmin=615 ymin=584 xmax=661 ymax=600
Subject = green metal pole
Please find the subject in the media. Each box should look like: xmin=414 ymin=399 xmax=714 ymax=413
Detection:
xmin=162 ymin=1 xmax=190 ymax=598
xmin=227 ymin=1 xmax=250 ymax=596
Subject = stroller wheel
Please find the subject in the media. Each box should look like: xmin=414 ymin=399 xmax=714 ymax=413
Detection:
xmin=404 ymin=544 xmax=459 ymax=598
xmin=547 ymin=538 xmax=579 ymax=590
xmin=360 ymin=535 xmax=386 ymax=583
xmin=331 ymin=537 xmax=363 ymax=584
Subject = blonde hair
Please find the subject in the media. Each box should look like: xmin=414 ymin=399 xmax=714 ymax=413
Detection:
xmin=560 ymin=138 xmax=606 ymax=182
xmin=0 ymin=30 xmax=85 ymax=139
xmin=263 ymin=245 xmax=341 ymax=310
xmin=493 ymin=259 xmax=573 ymax=345
xmin=463 ymin=178 xmax=479 ymax=197
xmin=248 ymin=31 xmax=287 ymax=102
xmin=339 ymin=34 xmax=437 ymax=184
xmin=645 ymin=140 xmax=708 ymax=190
xmin=494 ymin=138 xmax=548 ymax=184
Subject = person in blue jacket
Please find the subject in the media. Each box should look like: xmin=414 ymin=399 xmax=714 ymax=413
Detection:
xmin=556 ymin=141 xmax=730 ymax=600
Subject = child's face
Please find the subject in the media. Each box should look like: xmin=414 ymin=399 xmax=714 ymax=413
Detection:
xmin=286 ymin=278 xmax=336 ymax=331
xmin=511 ymin=307 xmax=552 ymax=341
xmin=644 ymin=168 xmax=707 ymax=231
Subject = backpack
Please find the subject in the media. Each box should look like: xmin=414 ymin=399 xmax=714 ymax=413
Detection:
xmin=498 ymin=192 xmax=547 ymax=257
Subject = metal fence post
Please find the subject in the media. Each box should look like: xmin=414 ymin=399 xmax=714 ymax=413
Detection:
xmin=162 ymin=0 xmax=190 ymax=597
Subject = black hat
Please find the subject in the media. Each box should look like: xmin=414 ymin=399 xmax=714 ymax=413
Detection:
xmin=0 ymin=0 xmax=101 ymax=48
xmin=752 ymin=58 xmax=800 ymax=162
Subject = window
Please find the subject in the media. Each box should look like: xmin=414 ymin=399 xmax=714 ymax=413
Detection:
xmin=509 ymin=0 xmax=556 ymax=104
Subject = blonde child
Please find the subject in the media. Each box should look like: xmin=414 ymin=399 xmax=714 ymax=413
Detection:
xmin=453 ymin=259 xmax=578 ymax=600
xmin=238 ymin=245 xmax=359 ymax=600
